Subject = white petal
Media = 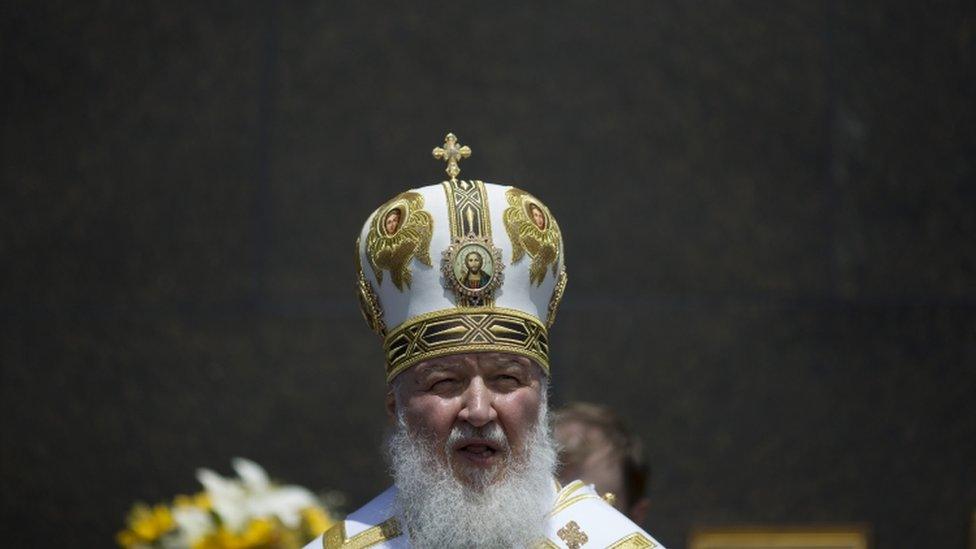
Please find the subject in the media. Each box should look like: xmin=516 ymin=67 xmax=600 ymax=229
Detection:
xmin=231 ymin=457 xmax=269 ymax=492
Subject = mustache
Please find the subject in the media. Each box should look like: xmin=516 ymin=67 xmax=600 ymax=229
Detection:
xmin=445 ymin=422 xmax=510 ymax=453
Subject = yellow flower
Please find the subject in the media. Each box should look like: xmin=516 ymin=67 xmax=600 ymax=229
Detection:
xmin=116 ymin=503 xmax=175 ymax=547
xmin=192 ymin=518 xmax=279 ymax=549
xmin=175 ymin=491 xmax=213 ymax=510
xmin=300 ymin=506 xmax=335 ymax=536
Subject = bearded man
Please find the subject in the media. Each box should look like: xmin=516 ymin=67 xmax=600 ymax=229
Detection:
xmin=307 ymin=133 xmax=665 ymax=548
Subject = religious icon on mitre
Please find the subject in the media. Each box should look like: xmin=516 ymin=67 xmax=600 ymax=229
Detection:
xmin=365 ymin=192 xmax=434 ymax=291
xmin=503 ymin=188 xmax=562 ymax=286
xmin=441 ymin=234 xmax=505 ymax=304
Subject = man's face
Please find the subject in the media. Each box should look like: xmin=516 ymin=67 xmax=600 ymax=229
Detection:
xmin=531 ymin=206 xmax=545 ymax=230
xmin=389 ymin=352 xmax=545 ymax=486
xmin=465 ymin=252 xmax=482 ymax=273
xmin=385 ymin=210 xmax=400 ymax=234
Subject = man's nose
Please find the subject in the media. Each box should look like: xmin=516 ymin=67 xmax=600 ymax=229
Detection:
xmin=457 ymin=378 xmax=497 ymax=427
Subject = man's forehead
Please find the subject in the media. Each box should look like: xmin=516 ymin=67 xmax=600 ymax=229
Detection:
xmin=414 ymin=352 xmax=534 ymax=373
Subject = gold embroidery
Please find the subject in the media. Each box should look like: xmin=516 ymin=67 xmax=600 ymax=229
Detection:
xmin=557 ymin=521 xmax=589 ymax=549
xmin=432 ymin=132 xmax=471 ymax=182
xmin=546 ymin=269 xmax=568 ymax=328
xmin=322 ymin=518 xmax=401 ymax=549
xmin=383 ymin=306 xmax=550 ymax=381
xmin=322 ymin=521 xmax=345 ymax=548
xmin=365 ymin=192 xmax=433 ymax=291
xmin=442 ymin=179 xmax=492 ymax=239
xmin=552 ymin=480 xmax=585 ymax=507
xmin=355 ymin=238 xmax=386 ymax=337
xmin=602 ymin=491 xmax=617 ymax=506
xmin=607 ymin=532 xmax=657 ymax=548
xmin=442 ymin=179 xmax=496 ymax=307
xmin=503 ymin=188 xmax=562 ymax=285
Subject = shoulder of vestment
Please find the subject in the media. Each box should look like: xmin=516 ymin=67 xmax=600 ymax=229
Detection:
xmin=303 ymin=486 xmax=407 ymax=549
xmin=541 ymin=480 xmax=666 ymax=549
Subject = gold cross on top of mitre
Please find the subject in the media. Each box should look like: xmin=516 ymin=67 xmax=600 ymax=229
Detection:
xmin=432 ymin=132 xmax=471 ymax=182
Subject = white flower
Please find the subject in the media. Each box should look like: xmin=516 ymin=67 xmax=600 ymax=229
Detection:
xmin=196 ymin=457 xmax=319 ymax=532
xmin=167 ymin=505 xmax=214 ymax=546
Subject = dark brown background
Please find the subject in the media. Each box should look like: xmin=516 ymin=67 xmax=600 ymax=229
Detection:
xmin=2 ymin=2 xmax=975 ymax=548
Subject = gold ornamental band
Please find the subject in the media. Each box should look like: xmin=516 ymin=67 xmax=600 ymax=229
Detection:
xmin=383 ymin=306 xmax=550 ymax=382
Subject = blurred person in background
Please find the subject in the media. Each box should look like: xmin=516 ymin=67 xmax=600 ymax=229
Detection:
xmin=554 ymin=402 xmax=651 ymax=524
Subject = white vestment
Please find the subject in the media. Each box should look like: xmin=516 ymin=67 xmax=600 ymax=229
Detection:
xmin=304 ymin=479 xmax=665 ymax=549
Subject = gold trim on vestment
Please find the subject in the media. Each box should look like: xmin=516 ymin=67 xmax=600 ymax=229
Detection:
xmin=548 ymin=479 xmax=601 ymax=517
xmin=383 ymin=306 xmax=550 ymax=381
xmin=549 ymin=493 xmax=604 ymax=517
xmin=607 ymin=532 xmax=658 ymax=548
xmin=322 ymin=518 xmax=401 ymax=549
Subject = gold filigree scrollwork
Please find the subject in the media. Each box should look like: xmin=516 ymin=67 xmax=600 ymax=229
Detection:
xmin=546 ymin=269 xmax=568 ymax=328
xmin=366 ymin=191 xmax=433 ymax=291
xmin=503 ymin=188 xmax=562 ymax=286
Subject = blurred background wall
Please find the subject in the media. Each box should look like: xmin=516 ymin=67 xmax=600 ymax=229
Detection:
xmin=2 ymin=1 xmax=974 ymax=547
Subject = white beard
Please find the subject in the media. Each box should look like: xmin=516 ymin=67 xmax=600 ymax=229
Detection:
xmin=386 ymin=403 xmax=558 ymax=548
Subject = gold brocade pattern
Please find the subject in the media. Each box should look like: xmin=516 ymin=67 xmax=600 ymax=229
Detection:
xmin=365 ymin=192 xmax=433 ymax=291
xmin=607 ymin=532 xmax=657 ymax=548
xmin=442 ymin=179 xmax=492 ymax=240
xmin=442 ymin=179 xmax=496 ymax=307
xmin=383 ymin=306 xmax=550 ymax=381
xmin=322 ymin=518 xmax=401 ymax=549
xmin=355 ymin=238 xmax=386 ymax=337
xmin=546 ymin=269 xmax=568 ymax=328
xmin=557 ymin=521 xmax=589 ymax=549
xmin=503 ymin=188 xmax=562 ymax=285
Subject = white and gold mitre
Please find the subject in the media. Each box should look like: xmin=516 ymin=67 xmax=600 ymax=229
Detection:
xmin=355 ymin=132 xmax=568 ymax=382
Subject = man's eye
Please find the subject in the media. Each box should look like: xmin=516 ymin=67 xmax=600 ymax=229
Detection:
xmin=495 ymin=375 xmax=520 ymax=384
xmin=430 ymin=379 xmax=458 ymax=390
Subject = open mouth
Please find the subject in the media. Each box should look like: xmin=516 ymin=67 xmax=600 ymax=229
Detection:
xmin=453 ymin=439 xmax=503 ymax=464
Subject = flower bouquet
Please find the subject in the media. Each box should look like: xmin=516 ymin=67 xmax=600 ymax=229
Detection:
xmin=117 ymin=458 xmax=340 ymax=549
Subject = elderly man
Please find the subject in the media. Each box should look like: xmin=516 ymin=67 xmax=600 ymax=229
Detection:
xmin=306 ymin=134 xmax=664 ymax=548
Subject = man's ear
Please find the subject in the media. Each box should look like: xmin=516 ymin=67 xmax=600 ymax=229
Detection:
xmin=385 ymin=389 xmax=397 ymax=421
